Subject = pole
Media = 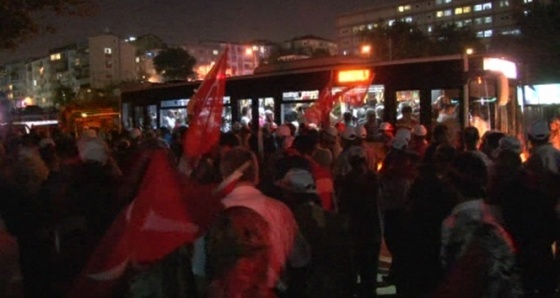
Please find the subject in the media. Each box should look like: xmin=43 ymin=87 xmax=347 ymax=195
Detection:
xmin=463 ymin=53 xmax=470 ymax=128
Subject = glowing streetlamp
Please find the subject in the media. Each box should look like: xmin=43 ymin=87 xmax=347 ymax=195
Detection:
xmin=465 ymin=48 xmax=474 ymax=55
xmin=361 ymin=44 xmax=372 ymax=58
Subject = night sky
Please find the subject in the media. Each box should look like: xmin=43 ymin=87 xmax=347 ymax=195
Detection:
xmin=0 ymin=0 xmax=385 ymax=64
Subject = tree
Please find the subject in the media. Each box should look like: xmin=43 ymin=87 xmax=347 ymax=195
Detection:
xmin=153 ymin=47 xmax=197 ymax=81
xmin=514 ymin=1 xmax=560 ymax=82
xmin=361 ymin=21 xmax=431 ymax=60
xmin=0 ymin=0 xmax=93 ymax=49
xmin=52 ymin=84 xmax=76 ymax=107
xmin=430 ymin=24 xmax=485 ymax=56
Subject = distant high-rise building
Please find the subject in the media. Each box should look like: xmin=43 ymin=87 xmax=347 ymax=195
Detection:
xmin=0 ymin=34 xmax=137 ymax=107
xmin=282 ymin=35 xmax=338 ymax=57
xmin=337 ymin=0 xmax=532 ymax=56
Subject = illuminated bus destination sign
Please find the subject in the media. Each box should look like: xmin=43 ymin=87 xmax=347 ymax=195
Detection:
xmin=282 ymin=90 xmax=319 ymax=100
xmin=337 ymin=69 xmax=372 ymax=83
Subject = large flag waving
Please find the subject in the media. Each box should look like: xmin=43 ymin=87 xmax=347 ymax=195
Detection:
xmin=184 ymin=48 xmax=229 ymax=158
xmin=305 ymin=79 xmax=356 ymax=128
xmin=67 ymin=150 xmax=202 ymax=298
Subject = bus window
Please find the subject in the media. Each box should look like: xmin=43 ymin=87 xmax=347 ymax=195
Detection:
xmin=432 ymin=89 xmax=461 ymax=128
xmin=222 ymin=96 xmax=232 ymax=132
xmin=122 ymin=103 xmax=131 ymax=130
xmin=238 ymin=99 xmax=252 ymax=128
xmin=282 ymin=102 xmax=310 ymax=125
xmin=160 ymin=108 xmax=188 ymax=130
xmin=259 ymin=97 xmax=275 ymax=129
xmin=331 ymin=85 xmax=384 ymax=128
xmin=147 ymin=105 xmax=157 ymax=129
xmin=396 ymin=90 xmax=420 ymax=130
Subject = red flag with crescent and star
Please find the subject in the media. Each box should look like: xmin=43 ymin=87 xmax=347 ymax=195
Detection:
xmin=184 ymin=48 xmax=229 ymax=158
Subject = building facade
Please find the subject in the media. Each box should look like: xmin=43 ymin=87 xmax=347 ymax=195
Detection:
xmin=337 ymin=0 xmax=534 ymax=56
xmin=0 ymin=34 xmax=137 ymax=107
xmin=282 ymin=35 xmax=338 ymax=57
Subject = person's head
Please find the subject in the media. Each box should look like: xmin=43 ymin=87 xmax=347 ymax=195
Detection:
xmin=432 ymin=123 xmax=449 ymax=144
xmin=275 ymin=168 xmax=320 ymax=207
xmin=348 ymin=146 xmax=367 ymax=172
xmin=220 ymin=147 xmax=259 ymax=185
xmin=321 ymin=126 xmax=338 ymax=146
xmin=434 ymin=143 xmax=457 ymax=174
xmin=366 ymin=108 xmax=377 ymax=124
xmin=219 ymin=132 xmax=241 ymax=159
xmin=379 ymin=122 xmax=394 ymax=137
xmin=463 ymin=126 xmax=480 ymax=150
xmin=528 ymin=121 xmax=551 ymax=146
xmin=401 ymin=105 xmax=412 ymax=118
xmin=292 ymin=134 xmax=317 ymax=156
xmin=341 ymin=126 xmax=357 ymax=147
xmin=241 ymin=106 xmax=251 ymax=117
xmin=448 ymin=152 xmax=488 ymax=200
xmin=411 ymin=124 xmax=428 ymax=141
xmin=550 ymin=116 xmax=560 ymax=133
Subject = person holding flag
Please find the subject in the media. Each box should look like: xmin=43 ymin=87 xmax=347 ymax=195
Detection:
xmin=68 ymin=49 xmax=231 ymax=298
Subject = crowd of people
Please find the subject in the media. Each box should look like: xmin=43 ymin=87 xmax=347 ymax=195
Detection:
xmin=0 ymin=110 xmax=560 ymax=298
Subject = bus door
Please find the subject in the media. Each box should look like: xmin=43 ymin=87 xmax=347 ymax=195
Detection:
xmin=280 ymin=90 xmax=318 ymax=127
xmin=467 ymin=71 xmax=516 ymax=137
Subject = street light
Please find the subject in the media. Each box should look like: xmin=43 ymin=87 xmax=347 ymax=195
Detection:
xmin=361 ymin=44 xmax=372 ymax=58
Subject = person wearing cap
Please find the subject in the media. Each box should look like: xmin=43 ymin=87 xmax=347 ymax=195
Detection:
xmin=333 ymin=126 xmax=359 ymax=179
xmin=275 ymin=167 xmax=353 ymax=297
xmin=338 ymin=145 xmax=382 ymax=297
xmin=525 ymin=121 xmax=560 ymax=175
xmin=378 ymin=131 xmax=417 ymax=287
xmin=463 ymin=126 xmax=493 ymax=169
xmin=409 ymin=124 xmax=428 ymax=158
xmin=312 ymin=127 xmax=334 ymax=169
xmin=206 ymin=147 xmax=298 ymax=297
xmin=358 ymin=123 xmax=380 ymax=173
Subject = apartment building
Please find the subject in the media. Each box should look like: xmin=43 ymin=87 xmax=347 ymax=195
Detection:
xmin=0 ymin=34 xmax=137 ymax=107
xmin=337 ymin=0 xmax=534 ymax=56
xmin=282 ymin=35 xmax=338 ymax=56
xmin=184 ymin=40 xmax=275 ymax=78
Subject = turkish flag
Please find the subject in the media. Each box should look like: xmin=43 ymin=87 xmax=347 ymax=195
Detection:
xmin=306 ymin=80 xmax=356 ymax=128
xmin=184 ymin=48 xmax=229 ymax=158
xmin=67 ymin=149 xmax=206 ymax=297
xmin=341 ymin=73 xmax=375 ymax=107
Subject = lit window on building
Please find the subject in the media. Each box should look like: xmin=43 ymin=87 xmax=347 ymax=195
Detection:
xmin=485 ymin=16 xmax=492 ymax=23
xmin=404 ymin=16 xmax=413 ymax=22
xmin=436 ymin=0 xmax=443 ymax=5
xmin=445 ymin=0 xmax=452 ymax=3
xmin=500 ymin=0 xmax=509 ymax=7
xmin=455 ymin=7 xmax=463 ymax=14
xmin=427 ymin=25 xmax=433 ymax=32
xmin=213 ymin=50 xmax=219 ymax=55
xmin=398 ymin=5 xmax=411 ymax=12
xmin=477 ymin=31 xmax=484 ymax=38
xmin=484 ymin=30 xmax=493 ymax=37
xmin=388 ymin=19 xmax=396 ymax=26
xmin=436 ymin=10 xmax=443 ymax=17
xmin=104 ymin=48 xmax=112 ymax=55
xmin=464 ymin=19 xmax=472 ymax=25
xmin=524 ymin=0 xmax=532 ymax=3
xmin=475 ymin=18 xmax=483 ymax=25
xmin=367 ymin=24 xmax=374 ymax=30
xmin=456 ymin=21 xmax=463 ymax=27
xmin=33 ymin=80 xmax=37 ymax=86
xmin=474 ymin=4 xmax=482 ymax=11
xmin=135 ymin=57 xmax=140 ymax=63
xmin=50 ymin=53 xmax=61 ymax=61
xmin=444 ymin=9 xmax=452 ymax=16
xmin=463 ymin=6 xmax=471 ymax=13
xmin=483 ymin=2 xmax=492 ymax=10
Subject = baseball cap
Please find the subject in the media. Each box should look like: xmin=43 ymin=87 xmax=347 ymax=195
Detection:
xmin=391 ymin=135 xmax=409 ymax=150
xmin=492 ymin=135 xmax=522 ymax=158
xmin=379 ymin=122 xmax=394 ymax=131
xmin=395 ymin=128 xmax=411 ymax=142
xmin=529 ymin=121 xmax=550 ymax=141
xmin=275 ymin=168 xmax=317 ymax=194
xmin=412 ymin=124 xmax=428 ymax=136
